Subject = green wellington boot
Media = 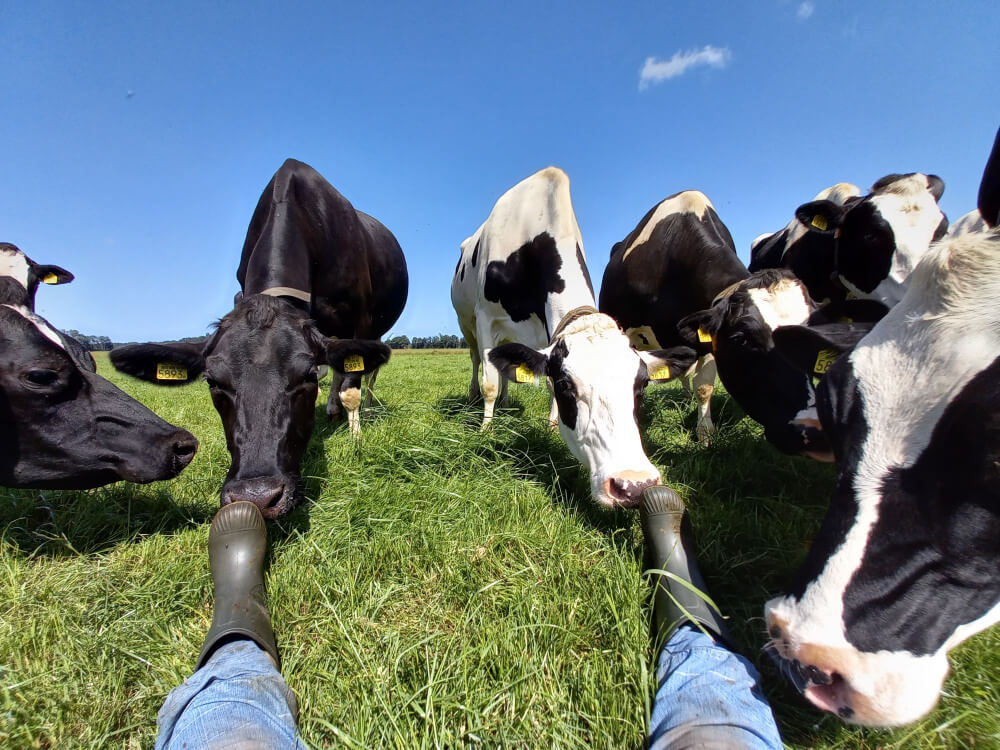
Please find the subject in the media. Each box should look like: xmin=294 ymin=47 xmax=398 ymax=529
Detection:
xmin=640 ymin=485 xmax=733 ymax=649
xmin=196 ymin=501 xmax=280 ymax=671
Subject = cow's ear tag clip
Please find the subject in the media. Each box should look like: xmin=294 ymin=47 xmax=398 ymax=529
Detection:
xmin=697 ymin=328 xmax=713 ymax=344
xmin=42 ymin=273 xmax=59 ymax=284
xmin=648 ymin=364 xmax=671 ymax=381
xmin=156 ymin=362 xmax=188 ymax=381
xmin=813 ymin=349 xmax=839 ymax=375
xmin=343 ymin=355 xmax=365 ymax=373
xmin=515 ymin=364 xmax=535 ymax=383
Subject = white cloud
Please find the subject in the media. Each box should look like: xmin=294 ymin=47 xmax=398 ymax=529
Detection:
xmin=797 ymin=1 xmax=815 ymax=19
xmin=639 ymin=45 xmax=732 ymax=90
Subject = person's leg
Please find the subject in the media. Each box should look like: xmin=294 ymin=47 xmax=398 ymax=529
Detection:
xmin=641 ymin=486 xmax=782 ymax=750
xmin=156 ymin=639 xmax=302 ymax=750
xmin=156 ymin=501 xmax=304 ymax=750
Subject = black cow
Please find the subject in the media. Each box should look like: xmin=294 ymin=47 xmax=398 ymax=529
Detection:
xmin=111 ymin=159 xmax=404 ymax=518
xmin=750 ymin=174 xmax=949 ymax=307
xmin=0 ymin=242 xmax=74 ymax=310
xmin=0 ymin=249 xmax=197 ymax=489
xmin=600 ymin=190 xmax=748 ymax=444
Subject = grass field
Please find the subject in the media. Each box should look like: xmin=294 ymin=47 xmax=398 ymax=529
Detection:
xmin=1 ymin=350 xmax=998 ymax=749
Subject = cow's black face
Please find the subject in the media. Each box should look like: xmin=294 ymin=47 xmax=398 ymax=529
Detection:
xmin=110 ymin=294 xmax=391 ymax=519
xmin=202 ymin=299 xmax=324 ymax=519
xmin=0 ymin=305 xmax=197 ymax=489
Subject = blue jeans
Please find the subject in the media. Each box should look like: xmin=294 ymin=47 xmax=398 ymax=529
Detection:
xmin=156 ymin=640 xmax=305 ymax=749
xmin=650 ymin=624 xmax=783 ymax=750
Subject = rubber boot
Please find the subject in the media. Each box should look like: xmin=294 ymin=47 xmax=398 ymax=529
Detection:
xmin=640 ymin=485 xmax=733 ymax=649
xmin=196 ymin=501 xmax=279 ymax=671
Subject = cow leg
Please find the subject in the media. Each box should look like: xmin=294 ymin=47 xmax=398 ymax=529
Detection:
xmin=693 ymin=354 xmax=717 ymax=445
xmin=339 ymin=372 xmax=364 ymax=437
xmin=480 ymin=348 xmax=503 ymax=429
xmin=327 ymin=371 xmax=345 ymax=422
xmin=546 ymin=379 xmax=559 ymax=430
xmin=462 ymin=325 xmax=482 ymax=403
xmin=363 ymin=367 xmax=380 ymax=410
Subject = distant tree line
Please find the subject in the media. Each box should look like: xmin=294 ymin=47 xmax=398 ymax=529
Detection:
xmin=384 ymin=334 xmax=466 ymax=349
xmin=63 ymin=331 xmax=207 ymax=351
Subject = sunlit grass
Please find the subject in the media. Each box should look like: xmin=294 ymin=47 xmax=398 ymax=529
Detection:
xmin=0 ymin=350 xmax=996 ymax=748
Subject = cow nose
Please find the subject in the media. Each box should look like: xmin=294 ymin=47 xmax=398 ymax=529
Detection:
xmin=605 ymin=473 xmax=661 ymax=508
xmin=170 ymin=430 xmax=198 ymax=470
xmin=221 ymin=476 xmax=286 ymax=511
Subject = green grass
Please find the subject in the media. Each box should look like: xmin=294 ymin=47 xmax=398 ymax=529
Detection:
xmin=1 ymin=350 xmax=998 ymax=748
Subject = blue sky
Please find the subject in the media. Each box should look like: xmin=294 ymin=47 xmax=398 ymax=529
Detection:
xmin=2 ymin=1 xmax=996 ymax=342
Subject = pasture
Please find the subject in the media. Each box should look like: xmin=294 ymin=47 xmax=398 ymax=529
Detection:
xmin=1 ymin=350 xmax=997 ymax=749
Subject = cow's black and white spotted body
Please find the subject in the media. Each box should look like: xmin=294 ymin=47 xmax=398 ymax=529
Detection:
xmin=451 ymin=167 xmax=695 ymax=508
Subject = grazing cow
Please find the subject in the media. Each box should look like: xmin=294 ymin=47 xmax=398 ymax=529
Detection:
xmin=0 ymin=242 xmax=74 ymax=310
xmin=763 ymin=227 xmax=1000 ymax=726
xmin=750 ymin=174 xmax=949 ymax=307
xmin=111 ymin=159 xmax=403 ymax=518
xmin=451 ymin=167 xmax=696 ymax=508
xmin=0 ymin=248 xmax=197 ymax=489
xmin=599 ymin=190 xmax=749 ymax=443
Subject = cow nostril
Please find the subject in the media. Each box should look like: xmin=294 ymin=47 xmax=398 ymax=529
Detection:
xmin=805 ymin=665 xmax=834 ymax=686
xmin=608 ymin=475 xmax=660 ymax=507
xmin=768 ymin=624 xmax=782 ymax=640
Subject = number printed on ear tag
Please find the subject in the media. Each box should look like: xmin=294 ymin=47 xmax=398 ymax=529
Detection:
xmin=156 ymin=363 xmax=188 ymax=381
xmin=811 ymin=215 xmax=828 ymax=231
xmin=813 ymin=349 xmax=839 ymax=375
xmin=343 ymin=355 xmax=364 ymax=373
xmin=648 ymin=364 xmax=670 ymax=380
xmin=42 ymin=273 xmax=59 ymax=284
xmin=697 ymin=328 xmax=713 ymax=343
xmin=515 ymin=364 xmax=535 ymax=383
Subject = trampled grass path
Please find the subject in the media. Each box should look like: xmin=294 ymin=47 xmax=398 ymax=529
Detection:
xmin=0 ymin=351 xmax=997 ymax=748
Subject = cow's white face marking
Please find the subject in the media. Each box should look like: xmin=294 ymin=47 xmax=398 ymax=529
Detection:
xmin=746 ymin=278 xmax=814 ymax=331
xmin=2 ymin=304 xmax=66 ymax=350
xmin=765 ymin=230 xmax=1000 ymax=726
xmin=623 ymin=191 xmax=713 ymax=260
xmin=553 ymin=313 xmax=660 ymax=506
xmin=0 ymin=248 xmax=31 ymax=290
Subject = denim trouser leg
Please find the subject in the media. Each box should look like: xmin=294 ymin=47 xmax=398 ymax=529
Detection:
xmin=649 ymin=624 xmax=783 ymax=750
xmin=156 ymin=639 xmax=305 ymax=750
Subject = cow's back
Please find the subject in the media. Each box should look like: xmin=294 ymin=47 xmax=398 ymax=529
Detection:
xmin=600 ymin=191 xmax=748 ymax=350
xmin=238 ymin=158 xmax=408 ymax=340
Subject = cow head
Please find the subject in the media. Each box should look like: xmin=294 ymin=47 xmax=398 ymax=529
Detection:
xmin=795 ymin=173 xmax=948 ymax=307
xmin=764 ymin=229 xmax=1000 ymax=726
xmin=488 ymin=312 xmax=696 ymax=508
xmin=110 ymin=294 xmax=390 ymax=519
xmin=0 ymin=303 xmax=197 ymax=488
xmin=676 ymin=270 xmax=882 ymax=460
xmin=0 ymin=243 xmax=74 ymax=311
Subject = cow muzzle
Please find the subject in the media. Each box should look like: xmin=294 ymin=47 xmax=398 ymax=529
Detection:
xmin=221 ymin=475 xmax=295 ymax=520
xmin=601 ymin=471 xmax=661 ymax=509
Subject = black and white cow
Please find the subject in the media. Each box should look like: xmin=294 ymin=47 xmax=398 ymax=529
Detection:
xmin=0 ymin=242 xmax=74 ymax=310
xmin=599 ymin=190 xmax=749 ymax=443
xmin=111 ymin=159 xmax=404 ymax=518
xmin=0 ymin=248 xmax=197 ymax=489
xmin=751 ymin=174 xmax=949 ymax=307
xmin=763 ymin=226 xmax=1000 ymax=726
xmin=451 ymin=167 xmax=696 ymax=508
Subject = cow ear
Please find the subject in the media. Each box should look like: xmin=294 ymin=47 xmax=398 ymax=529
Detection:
xmin=677 ymin=306 xmax=724 ymax=350
xmin=33 ymin=264 xmax=74 ymax=286
xmin=639 ymin=346 xmax=697 ymax=382
xmin=325 ymin=339 xmax=391 ymax=374
xmin=109 ymin=340 xmax=207 ymax=385
xmin=926 ymin=174 xmax=945 ymax=202
xmin=795 ymin=200 xmax=846 ymax=235
xmin=772 ymin=324 xmax=869 ymax=378
xmin=808 ymin=298 xmax=888 ymax=326
xmin=488 ymin=343 xmax=548 ymax=383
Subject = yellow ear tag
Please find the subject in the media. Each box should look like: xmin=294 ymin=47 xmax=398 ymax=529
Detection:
xmin=42 ymin=273 xmax=59 ymax=284
xmin=648 ymin=364 xmax=671 ymax=381
xmin=811 ymin=215 xmax=828 ymax=231
xmin=813 ymin=349 xmax=839 ymax=375
xmin=343 ymin=354 xmax=364 ymax=373
xmin=155 ymin=362 xmax=188 ymax=381
xmin=514 ymin=364 xmax=535 ymax=383
xmin=697 ymin=328 xmax=713 ymax=343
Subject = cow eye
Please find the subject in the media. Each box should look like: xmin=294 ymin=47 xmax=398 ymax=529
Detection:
xmin=25 ymin=369 xmax=59 ymax=387
xmin=304 ymin=368 xmax=319 ymax=384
